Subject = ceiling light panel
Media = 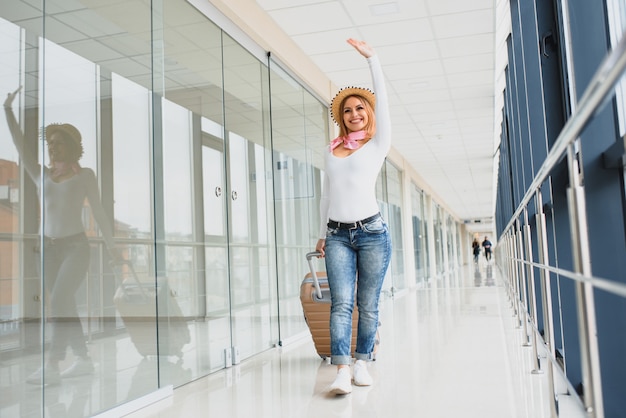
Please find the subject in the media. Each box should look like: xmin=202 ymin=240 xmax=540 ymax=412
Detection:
xmin=370 ymin=2 xmax=400 ymax=16
xmin=268 ymin=3 xmax=351 ymax=35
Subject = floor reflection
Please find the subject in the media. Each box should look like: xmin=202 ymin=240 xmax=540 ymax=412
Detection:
xmin=473 ymin=261 xmax=496 ymax=287
xmin=0 ymin=322 xmax=195 ymax=417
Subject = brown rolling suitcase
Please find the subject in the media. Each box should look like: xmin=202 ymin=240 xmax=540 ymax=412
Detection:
xmin=302 ymin=251 xmax=379 ymax=360
xmin=113 ymin=260 xmax=190 ymax=358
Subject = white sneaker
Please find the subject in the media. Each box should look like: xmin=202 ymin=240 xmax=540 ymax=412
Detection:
xmin=60 ymin=357 xmax=94 ymax=378
xmin=329 ymin=367 xmax=352 ymax=395
xmin=352 ymin=360 xmax=373 ymax=386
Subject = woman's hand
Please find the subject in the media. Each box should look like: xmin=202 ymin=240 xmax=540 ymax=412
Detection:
xmin=347 ymin=38 xmax=375 ymax=58
xmin=4 ymin=86 xmax=22 ymax=108
xmin=315 ymin=239 xmax=326 ymax=257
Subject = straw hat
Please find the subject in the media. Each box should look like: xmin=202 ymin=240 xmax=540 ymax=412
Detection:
xmin=330 ymin=86 xmax=375 ymax=126
xmin=45 ymin=123 xmax=82 ymax=145
xmin=44 ymin=123 xmax=84 ymax=160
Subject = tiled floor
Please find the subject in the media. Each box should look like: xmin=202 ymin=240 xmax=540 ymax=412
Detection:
xmin=121 ymin=262 xmax=562 ymax=418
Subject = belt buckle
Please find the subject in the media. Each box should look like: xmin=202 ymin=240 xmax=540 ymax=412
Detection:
xmin=348 ymin=222 xmax=358 ymax=230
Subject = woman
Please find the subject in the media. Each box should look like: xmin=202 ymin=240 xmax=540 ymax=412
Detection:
xmin=472 ymin=238 xmax=480 ymax=263
xmin=315 ymin=38 xmax=391 ymax=395
xmin=4 ymin=87 xmax=117 ymax=384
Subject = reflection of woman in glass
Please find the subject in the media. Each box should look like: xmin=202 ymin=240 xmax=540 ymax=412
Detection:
xmin=4 ymin=86 xmax=117 ymax=384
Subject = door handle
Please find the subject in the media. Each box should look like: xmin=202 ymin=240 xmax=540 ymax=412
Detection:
xmin=541 ymin=30 xmax=554 ymax=58
xmin=231 ymin=190 xmax=238 ymax=201
xmin=215 ymin=186 xmax=222 ymax=197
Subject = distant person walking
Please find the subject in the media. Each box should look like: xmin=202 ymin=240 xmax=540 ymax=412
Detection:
xmin=472 ymin=238 xmax=480 ymax=263
xmin=482 ymin=236 xmax=493 ymax=262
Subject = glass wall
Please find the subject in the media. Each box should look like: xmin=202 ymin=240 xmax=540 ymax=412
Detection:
xmin=410 ymin=183 xmax=428 ymax=286
xmin=268 ymin=60 xmax=328 ymax=344
xmin=221 ymin=32 xmax=277 ymax=364
xmin=607 ymin=0 xmax=626 ymax=136
xmin=445 ymin=214 xmax=455 ymax=269
xmin=433 ymin=203 xmax=445 ymax=275
xmin=384 ymin=160 xmax=405 ymax=293
xmin=0 ymin=1 xmax=285 ymax=415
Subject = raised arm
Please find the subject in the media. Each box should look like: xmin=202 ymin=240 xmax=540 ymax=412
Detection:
xmin=347 ymin=39 xmax=391 ymax=153
xmin=3 ymin=87 xmax=40 ymax=181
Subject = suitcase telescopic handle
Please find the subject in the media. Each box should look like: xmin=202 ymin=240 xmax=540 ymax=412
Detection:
xmin=112 ymin=259 xmax=148 ymax=299
xmin=305 ymin=251 xmax=323 ymax=300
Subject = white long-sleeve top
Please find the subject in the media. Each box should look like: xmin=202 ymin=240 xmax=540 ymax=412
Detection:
xmin=318 ymin=54 xmax=391 ymax=239
xmin=4 ymin=106 xmax=116 ymax=251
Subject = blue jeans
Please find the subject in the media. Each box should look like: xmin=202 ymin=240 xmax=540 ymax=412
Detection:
xmin=324 ymin=214 xmax=391 ymax=365
xmin=41 ymin=234 xmax=91 ymax=361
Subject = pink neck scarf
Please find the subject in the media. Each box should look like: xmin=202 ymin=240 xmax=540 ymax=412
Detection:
xmin=330 ymin=130 xmax=367 ymax=151
xmin=50 ymin=161 xmax=81 ymax=181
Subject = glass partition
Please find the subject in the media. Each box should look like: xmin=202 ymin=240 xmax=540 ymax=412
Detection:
xmin=222 ymin=33 xmax=277 ymax=361
xmin=268 ymin=61 xmax=328 ymax=343
xmin=158 ymin=2 xmax=230 ymax=378
xmin=411 ymin=183 xmax=428 ymax=286
xmin=0 ymin=1 xmax=161 ymax=414
xmin=433 ymin=203 xmax=445 ymax=275
xmin=446 ymin=214 xmax=455 ymax=269
xmin=0 ymin=16 xmax=45 ymax=418
xmin=384 ymin=160 xmax=405 ymax=293
xmin=0 ymin=1 xmax=281 ymax=415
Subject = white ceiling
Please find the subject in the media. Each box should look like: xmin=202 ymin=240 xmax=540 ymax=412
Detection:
xmin=256 ymin=0 xmax=511 ymax=233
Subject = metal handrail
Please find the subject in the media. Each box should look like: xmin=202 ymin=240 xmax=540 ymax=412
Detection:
xmin=511 ymin=258 xmax=626 ymax=299
xmin=519 ymin=290 xmax=587 ymax=414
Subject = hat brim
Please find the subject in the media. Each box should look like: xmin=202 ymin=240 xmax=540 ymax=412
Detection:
xmin=330 ymin=87 xmax=376 ymax=126
xmin=45 ymin=123 xmax=82 ymax=144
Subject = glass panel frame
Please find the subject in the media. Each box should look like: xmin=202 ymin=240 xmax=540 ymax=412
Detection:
xmin=222 ymin=33 xmax=277 ymax=362
xmin=384 ymin=160 xmax=405 ymax=292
